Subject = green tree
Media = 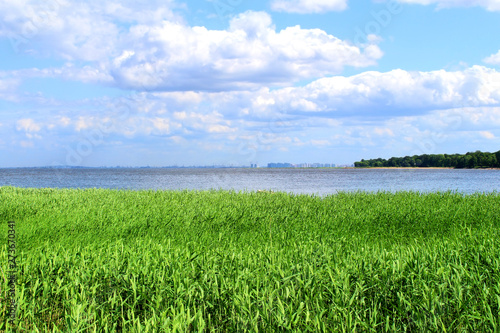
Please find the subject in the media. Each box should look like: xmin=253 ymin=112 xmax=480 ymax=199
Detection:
xmin=466 ymin=155 xmax=476 ymax=168
xmin=354 ymin=149 xmax=500 ymax=168
xmin=355 ymin=160 xmax=369 ymax=167
xmin=483 ymin=154 xmax=497 ymax=167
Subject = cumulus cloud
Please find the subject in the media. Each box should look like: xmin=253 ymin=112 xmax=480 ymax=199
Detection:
xmin=1 ymin=1 xmax=382 ymax=92
xmin=0 ymin=0 xmax=181 ymax=61
xmin=3 ymin=68 xmax=500 ymax=165
xmin=108 ymin=11 xmax=381 ymax=91
xmin=271 ymin=0 xmax=348 ymax=13
xmin=6 ymin=66 xmax=500 ymax=136
xmin=266 ymin=66 xmax=500 ymax=117
xmin=116 ymin=67 xmax=500 ymax=143
xmin=484 ymin=50 xmax=500 ymax=66
xmin=16 ymin=118 xmax=42 ymax=132
xmin=20 ymin=66 xmax=497 ymax=133
xmin=87 ymin=66 xmax=500 ymax=130
xmin=3 ymin=0 xmax=500 ymax=166
xmin=16 ymin=118 xmax=43 ymax=140
xmin=393 ymin=0 xmax=500 ymax=11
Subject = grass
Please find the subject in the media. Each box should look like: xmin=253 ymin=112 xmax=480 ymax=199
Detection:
xmin=0 ymin=186 xmax=499 ymax=332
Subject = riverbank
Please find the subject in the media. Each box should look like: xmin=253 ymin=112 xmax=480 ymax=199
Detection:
xmin=1 ymin=187 xmax=499 ymax=331
xmin=347 ymin=166 xmax=453 ymax=169
xmin=350 ymin=167 xmax=500 ymax=170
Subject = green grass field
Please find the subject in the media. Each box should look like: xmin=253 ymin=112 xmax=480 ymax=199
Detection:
xmin=1 ymin=186 xmax=499 ymax=332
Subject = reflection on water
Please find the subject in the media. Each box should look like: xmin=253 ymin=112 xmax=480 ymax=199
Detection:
xmin=0 ymin=168 xmax=499 ymax=195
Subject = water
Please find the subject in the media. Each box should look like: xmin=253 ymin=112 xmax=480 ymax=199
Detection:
xmin=1 ymin=168 xmax=499 ymax=195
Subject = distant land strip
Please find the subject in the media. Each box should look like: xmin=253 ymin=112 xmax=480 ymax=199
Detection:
xmin=354 ymin=150 xmax=500 ymax=169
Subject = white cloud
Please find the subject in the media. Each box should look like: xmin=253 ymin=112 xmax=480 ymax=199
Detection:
xmin=394 ymin=0 xmax=500 ymax=11
xmin=16 ymin=118 xmax=41 ymax=132
xmin=0 ymin=0 xmax=181 ymax=61
xmin=152 ymin=117 xmax=171 ymax=134
xmin=1 ymin=5 xmax=382 ymax=92
xmin=58 ymin=116 xmax=71 ymax=127
xmin=271 ymin=0 xmax=348 ymax=13
xmin=484 ymin=50 xmax=500 ymax=65
xmin=267 ymin=66 xmax=500 ymax=116
xmin=5 ymin=66 xmax=500 ymax=140
xmin=3 ymin=80 xmax=500 ymax=165
xmin=457 ymin=107 xmax=500 ymax=129
xmin=91 ymin=66 xmax=500 ymax=133
xmin=480 ymin=131 xmax=495 ymax=139
xmin=374 ymin=128 xmax=395 ymax=136
xmin=207 ymin=125 xmax=235 ymax=133
xmin=167 ymin=67 xmax=498 ymax=128
xmin=7 ymin=66 xmax=114 ymax=86
xmin=108 ymin=11 xmax=381 ymax=91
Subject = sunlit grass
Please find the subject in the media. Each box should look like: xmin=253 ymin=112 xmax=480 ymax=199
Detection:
xmin=1 ymin=187 xmax=499 ymax=331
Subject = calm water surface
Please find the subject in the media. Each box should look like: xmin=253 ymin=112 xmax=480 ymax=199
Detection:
xmin=1 ymin=168 xmax=499 ymax=195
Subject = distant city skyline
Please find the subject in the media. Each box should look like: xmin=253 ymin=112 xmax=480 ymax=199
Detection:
xmin=0 ymin=162 xmax=355 ymax=169
xmin=1 ymin=0 xmax=499 ymax=167
xmin=267 ymin=163 xmax=337 ymax=168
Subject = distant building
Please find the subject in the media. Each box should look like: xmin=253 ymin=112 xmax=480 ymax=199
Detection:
xmin=267 ymin=163 xmax=293 ymax=168
xmin=267 ymin=162 xmax=336 ymax=168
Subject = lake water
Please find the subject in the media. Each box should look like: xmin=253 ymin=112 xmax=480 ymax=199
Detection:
xmin=1 ymin=168 xmax=499 ymax=195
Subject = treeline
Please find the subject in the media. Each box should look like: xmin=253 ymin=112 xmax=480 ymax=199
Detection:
xmin=354 ymin=150 xmax=500 ymax=168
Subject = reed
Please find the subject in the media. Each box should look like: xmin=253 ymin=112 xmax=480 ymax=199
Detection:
xmin=0 ymin=187 xmax=499 ymax=331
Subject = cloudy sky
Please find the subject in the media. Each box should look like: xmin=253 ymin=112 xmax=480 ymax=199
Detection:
xmin=1 ymin=0 xmax=499 ymax=167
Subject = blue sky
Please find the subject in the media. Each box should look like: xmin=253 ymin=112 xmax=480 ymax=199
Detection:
xmin=1 ymin=0 xmax=499 ymax=167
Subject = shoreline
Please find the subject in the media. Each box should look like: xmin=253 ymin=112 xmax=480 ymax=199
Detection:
xmin=348 ymin=167 xmax=500 ymax=170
